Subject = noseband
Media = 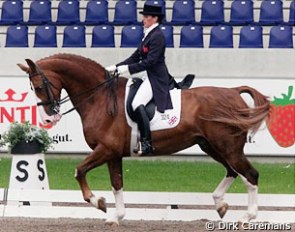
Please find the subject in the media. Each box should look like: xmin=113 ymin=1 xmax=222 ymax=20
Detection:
xmin=29 ymin=65 xmax=60 ymax=116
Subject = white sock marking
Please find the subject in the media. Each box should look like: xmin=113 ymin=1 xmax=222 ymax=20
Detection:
xmin=213 ymin=176 xmax=235 ymax=209
xmin=106 ymin=187 xmax=126 ymax=223
xmin=240 ymin=175 xmax=258 ymax=222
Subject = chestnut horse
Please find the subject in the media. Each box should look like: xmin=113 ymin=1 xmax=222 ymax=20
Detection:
xmin=18 ymin=54 xmax=270 ymax=225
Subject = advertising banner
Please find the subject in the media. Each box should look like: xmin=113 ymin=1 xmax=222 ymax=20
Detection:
xmin=0 ymin=77 xmax=91 ymax=153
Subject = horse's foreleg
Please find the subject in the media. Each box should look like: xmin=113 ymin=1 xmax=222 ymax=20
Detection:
xmin=106 ymin=158 xmax=126 ymax=226
xmin=75 ymin=145 xmax=110 ymax=213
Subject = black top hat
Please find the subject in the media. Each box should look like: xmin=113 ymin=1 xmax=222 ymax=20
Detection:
xmin=139 ymin=4 xmax=164 ymax=17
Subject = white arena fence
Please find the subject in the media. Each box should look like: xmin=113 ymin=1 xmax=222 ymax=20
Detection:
xmin=0 ymin=189 xmax=294 ymax=223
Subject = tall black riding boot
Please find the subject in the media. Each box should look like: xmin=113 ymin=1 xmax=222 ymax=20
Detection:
xmin=133 ymin=105 xmax=154 ymax=155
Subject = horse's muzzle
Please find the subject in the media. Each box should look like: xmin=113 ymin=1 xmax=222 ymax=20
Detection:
xmin=42 ymin=113 xmax=62 ymax=126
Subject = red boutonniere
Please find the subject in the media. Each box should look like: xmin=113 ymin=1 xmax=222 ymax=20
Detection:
xmin=143 ymin=46 xmax=149 ymax=53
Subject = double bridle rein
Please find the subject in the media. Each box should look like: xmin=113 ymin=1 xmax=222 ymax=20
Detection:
xmin=29 ymin=64 xmax=119 ymax=116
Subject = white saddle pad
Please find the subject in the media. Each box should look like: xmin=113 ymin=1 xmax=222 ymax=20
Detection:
xmin=124 ymin=78 xmax=181 ymax=155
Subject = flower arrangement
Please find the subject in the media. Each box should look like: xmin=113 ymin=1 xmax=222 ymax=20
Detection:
xmin=0 ymin=121 xmax=53 ymax=153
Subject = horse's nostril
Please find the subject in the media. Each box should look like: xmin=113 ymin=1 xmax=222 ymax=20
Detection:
xmin=45 ymin=120 xmax=51 ymax=123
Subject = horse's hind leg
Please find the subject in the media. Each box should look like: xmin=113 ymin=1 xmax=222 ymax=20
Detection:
xmin=197 ymin=137 xmax=238 ymax=218
xmin=226 ymin=153 xmax=259 ymax=222
xmin=213 ymin=167 xmax=238 ymax=218
xmin=202 ymin=129 xmax=258 ymax=222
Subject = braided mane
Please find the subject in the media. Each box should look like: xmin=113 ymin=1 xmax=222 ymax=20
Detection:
xmin=37 ymin=53 xmax=104 ymax=70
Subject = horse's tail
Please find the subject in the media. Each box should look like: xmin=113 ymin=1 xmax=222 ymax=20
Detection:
xmin=235 ymin=86 xmax=270 ymax=134
xmin=236 ymin=86 xmax=269 ymax=109
xmin=201 ymin=86 xmax=270 ymax=135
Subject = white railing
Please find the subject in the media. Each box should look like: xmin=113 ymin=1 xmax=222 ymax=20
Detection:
xmin=1 ymin=189 xmax=294 ymax=223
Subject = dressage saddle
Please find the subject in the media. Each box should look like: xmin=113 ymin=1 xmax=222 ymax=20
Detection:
xmin=127 ymin=74 xmax=195 ymax=122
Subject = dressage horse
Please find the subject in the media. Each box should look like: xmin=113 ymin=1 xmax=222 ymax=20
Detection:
xmin=18 ymin=54 xmax=270 ymax=225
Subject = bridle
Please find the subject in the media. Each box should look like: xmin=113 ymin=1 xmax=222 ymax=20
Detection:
xmin=29 ymin=65 xmax=60 ymax=116
xmin=29 ymin=64 xmax=119 ymax=116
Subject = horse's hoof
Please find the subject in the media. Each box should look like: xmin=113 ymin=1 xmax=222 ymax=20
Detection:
xmin=98 ymin=197 xmax=107 ymax=213
xmin=105 ymin=220 xmax=119 ymax=227
xmin=217 ymin=203 xmax=229 ymax=218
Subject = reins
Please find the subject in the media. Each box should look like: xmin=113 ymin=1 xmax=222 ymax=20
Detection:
xmin=59 ymin=71 xmax=119 ymax=116
xmin=30 ymin=65 xmax=119 ymax=116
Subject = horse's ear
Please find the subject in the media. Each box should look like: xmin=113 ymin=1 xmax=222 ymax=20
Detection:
xmin=25 ymin=59 xmax=36 ymax=70
xmin=17 ymin=63 xmax=30 ymax=74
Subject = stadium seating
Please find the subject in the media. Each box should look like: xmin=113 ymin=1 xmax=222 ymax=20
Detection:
xmin=6 ymin=25 xmax=28 ymax=47
xmin=34 ymin=25 xmax=57 ymax=47
xmin=56 ymin=0 xmax=80 ymax=25
xmin=85 ymin=0 xmax=109 ymax=25
xmin=92 ymin=25 xmax=115 ymax=47
xmin=160 ymin=25 xmax=174 ymax=47
xmin=179 ymin=25 xmax=203 ymax=48
xmin=209 ymin=25 xmax=233 ymax=48
xmin=120 ymin=25 xmax=143 ymax=47
xmin=200 ymin=0 xmax=224 ymax=25
xmin=0 ymin=0 xmax=294 ymax=48
xmin=28 ymin=0 xmax=52 ymax=25
xmin=259 ymin=0 xmax=283 ymax=25
xmin=229 ymin=0 xmax=254 ymax=26
xmin=113 ymin=0 xmax=138 ymax=25
xmin=289 ymin=1 xmax=295 ymax=25
xmin=170 ymin=0 xmax=195 ymax=25
xmin=0 ymin=0 xmax=23 ymax=25
xmin=62 ymin=25 xmax=86 ymax=47
xmin=239 ymin=25 xmax=263 ymax=48
xmin=269 ymin=25 xmax=293 ymax=48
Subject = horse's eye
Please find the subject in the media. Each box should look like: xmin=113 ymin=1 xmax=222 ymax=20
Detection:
xmin=35 ymin=86 xmax=43 ymax=92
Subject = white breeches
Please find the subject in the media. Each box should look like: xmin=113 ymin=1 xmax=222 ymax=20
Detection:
xmin=131 ymin=75 xmax=153 ymax=111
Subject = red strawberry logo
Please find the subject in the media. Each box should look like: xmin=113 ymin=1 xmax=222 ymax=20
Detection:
xmin=267 ymin=86 xmax=295 ymax=147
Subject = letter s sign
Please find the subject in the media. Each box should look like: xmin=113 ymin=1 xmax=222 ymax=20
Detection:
xmin=37 ymin=159 xmax=45 ymax=181
xmin=16 ymin=160 xmax=29 ymax=182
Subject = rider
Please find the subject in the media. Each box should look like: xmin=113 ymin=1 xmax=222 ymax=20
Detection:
xmin=106 ymin=4 xmax=173 ymax=155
